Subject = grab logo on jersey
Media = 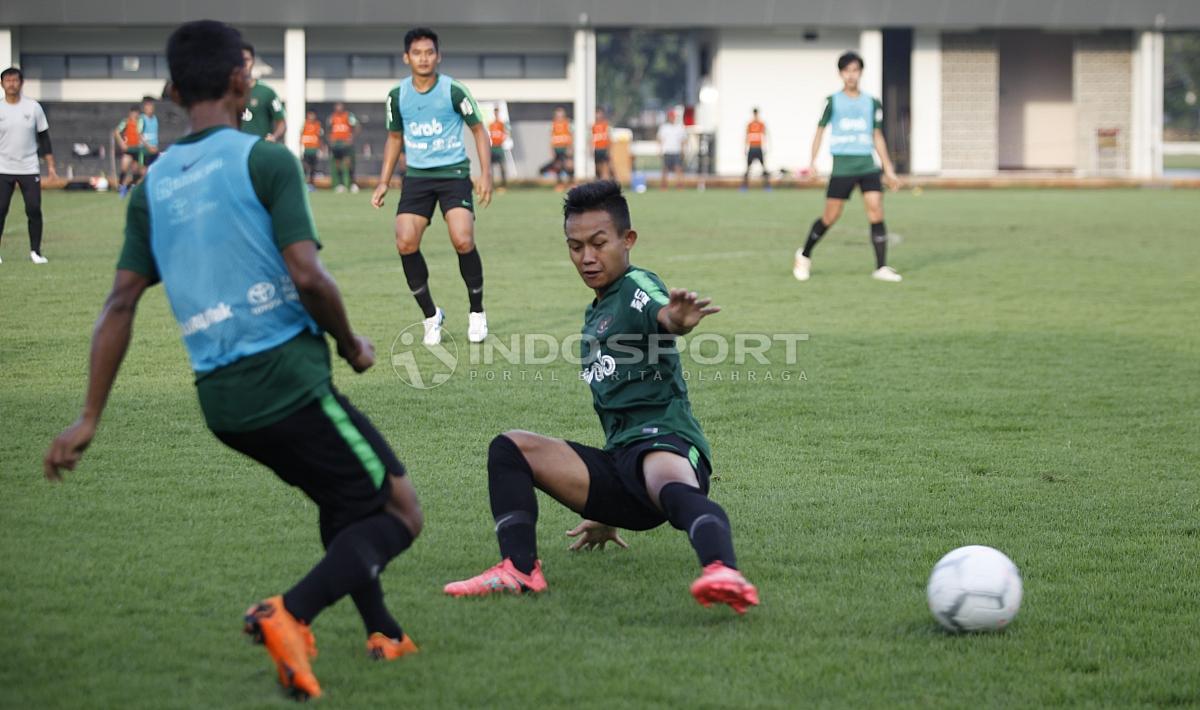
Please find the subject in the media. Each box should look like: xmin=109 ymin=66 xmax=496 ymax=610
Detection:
xmin=582 ymin=354 xmax=617 ymax=384
xmin=837 ymin=117 xmax=869 ymax=132
xmin=408 ymin=118 xmax=444 ymax=137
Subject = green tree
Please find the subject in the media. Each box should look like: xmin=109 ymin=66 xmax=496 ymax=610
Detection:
xmin=597 ymin=30 xmax=688 ymax=127
xmin=1165 ymin=32 xmax=1200 ymax=140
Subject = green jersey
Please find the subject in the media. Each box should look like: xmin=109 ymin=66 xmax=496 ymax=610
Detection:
xmin=118 ymin=126 xmax=330 ymax=432
xmin=580 ymin=266 xmax=711 ymax=464
xmin=241 ymin=82 xmax=285 ymax=138
xmin=819 ymin=93 xmax=884 ymax=177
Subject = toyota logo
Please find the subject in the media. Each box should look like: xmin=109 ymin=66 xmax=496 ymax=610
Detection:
xmin=247 ymin=282 xmax=276 ymax=305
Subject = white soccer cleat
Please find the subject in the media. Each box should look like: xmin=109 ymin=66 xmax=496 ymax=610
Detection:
xmin=422 ymin=307 xmax=445 ymax=346
xmin=871 ymin=266 xmax=902 ymax=282
xmin=349 ymin=183 xmax=360 ymax=194
xmin=334 ymin=184 xmax=347 ymax=194
xmin=467 ymin=311 xmax=488 ymax=343
xmin=30 ymin=251 xmax=48 ymax=264
xmin=792 ymin=251 xmax=811 ymax=281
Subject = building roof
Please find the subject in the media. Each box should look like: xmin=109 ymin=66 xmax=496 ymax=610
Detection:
xmin=3 ymin=0 xmax=1199 ymax=29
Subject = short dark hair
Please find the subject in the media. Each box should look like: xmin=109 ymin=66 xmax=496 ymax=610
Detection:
xmin=838 ymin=51 xmax=863 ymax=71
xmin=142 ymin=95 xmax=156 ymax=103
xmin=1 ymin=67 xmax=23 ymax=83
xmin=404 ymin=27 xmax=439 ymax=54
xmin=129 ymin=105 xmax=141 ymax=112
xmin=167 ymin=20 xmax=245 ymax=108
xmin=563 ymin=180 xmax=631 ymax=235
xmin=242 ymin=42 xmax=255 ymax=58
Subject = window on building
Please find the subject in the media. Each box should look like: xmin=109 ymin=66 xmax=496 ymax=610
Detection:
xmin=307 ymin=54 xmax=349 ymax=79
xmin=524 ymin=54 xmax=568 ymax=78
xmin=67 ymin=55 xmax=110 ymax=79
xmin=351 ymin=54 xmax=392 ymax=78
xmin=439 ymin=55 xmax=482 ymax=78
xmin=19 ymin=55 xmax=67 ymax=79
xmin=482 ymin=55 xmax=523 ymax=79
xmin=112 ymin=55 xmax=157 ymax=78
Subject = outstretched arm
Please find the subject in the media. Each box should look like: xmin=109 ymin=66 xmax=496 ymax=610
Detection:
xmin=372 ymin=132 xmax=405 ymax=208
xmin=809 ymin=126 xmax=824 ymax=174
xmin=44 ymin=270 xmax=152 ymax=481
xmin=656 ymin=288 xmax=720 ymax=336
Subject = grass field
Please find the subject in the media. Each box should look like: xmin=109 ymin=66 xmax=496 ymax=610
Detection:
xmin=2 ymin=186 xmax=1198 ymax=708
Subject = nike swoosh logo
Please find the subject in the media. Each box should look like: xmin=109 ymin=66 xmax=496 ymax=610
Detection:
xmin=181 ymin=159 xmax=201 ymax=171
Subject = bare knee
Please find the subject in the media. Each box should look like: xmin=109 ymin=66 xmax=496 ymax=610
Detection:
xmin=449 ymin=233 xmax=476 ymax=254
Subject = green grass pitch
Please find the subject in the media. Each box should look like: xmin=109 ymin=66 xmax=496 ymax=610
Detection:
xmin=1 ymin=187 xmax=1198 ymax=708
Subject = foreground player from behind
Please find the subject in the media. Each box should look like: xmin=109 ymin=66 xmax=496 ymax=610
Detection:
xmin=794 ymin=50 xmax=901 ymax=283
xmin=43 ymin=21 xmax=423 ymax=701
xmin=444 ymin=180 xmax=758 ymax=614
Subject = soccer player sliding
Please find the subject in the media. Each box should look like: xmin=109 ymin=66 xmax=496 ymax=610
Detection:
xmin=444 ymin=180 xmax=759 ymax=614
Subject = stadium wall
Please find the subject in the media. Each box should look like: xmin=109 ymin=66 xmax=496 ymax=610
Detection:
xmin=940 ymin=32 xmax=999 ymax=174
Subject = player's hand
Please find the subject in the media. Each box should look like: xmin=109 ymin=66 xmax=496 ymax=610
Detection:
xmin=340 ymin=334 xmax=376 ymax=373
xmin=476 ymin=174 xmax=493 ymax=208
xmin=44 ymin=417 xmax=98 ymax=482
xmin=566 ymin=520 xmax=629 ymax=551
xmin=661 ymin=288 xmax=720 ymax=334
xmin=371 ymin=182 xmax=389 ymax=209
xmin=884 ymin=170 xmax=901 ymax=192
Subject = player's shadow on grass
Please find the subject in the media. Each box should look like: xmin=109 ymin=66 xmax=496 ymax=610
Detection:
xmin=897 ymin=247 xmax=984 ymax=274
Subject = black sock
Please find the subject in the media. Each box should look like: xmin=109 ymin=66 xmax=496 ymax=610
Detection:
xmin=871 ymin=221 xmax=887 ymax=269
xmin=801 ymin=218 xmax=828 ymax=258
xmin=319 ymin=517 xmax=404 ymax=639
xmin=283 ymin=512 xmax=414 ymax=625
xmin=658 ymin=482 xmax=737 ymax=569
xmin=400 ymin=251 xmax=437 ymax=319
xmin=487 ymin=435 xmax=538 ymax=574
xmin=457 ymin=248 xmax=485 ymax=313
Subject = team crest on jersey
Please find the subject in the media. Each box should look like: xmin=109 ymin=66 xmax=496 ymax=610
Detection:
xmin=630 ymin=289 xmax=651 ymax=313
xmin=459 ymin=98 xmax=474 ymax=116
xmin=250 ymin=98 xmax=259 ymax=107
xmin=596 ymin=314 xmax=613 ymax=335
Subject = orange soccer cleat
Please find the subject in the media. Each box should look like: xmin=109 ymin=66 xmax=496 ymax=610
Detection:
xmin=690 ymin=562 xmax=760 ymax=615
xmin=366 ymin=632 xmax=419 ymax=661
xmin=243 ymin=595 xmax=322 ymax=700
xmin=443 ymin=558 xmax=548 ymax=597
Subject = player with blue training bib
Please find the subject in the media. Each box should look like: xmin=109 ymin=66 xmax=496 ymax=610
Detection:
xmin=794 ymin=51 xmax=903 ymax=283
xmin=372 ymin=27 xmax=493 ymax=346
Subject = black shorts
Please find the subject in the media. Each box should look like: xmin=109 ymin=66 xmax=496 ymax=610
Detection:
xmin=747 ymin=147 xmax=765 ymax=165
xmin=826 ymin=172 xmax=882 ymax=200
xmin=302 ymin=150 xmax=318 ymax=169
xmin=124 ymin=148 xmax=147 ymax=165
xmin=396 ymin=177 xmax=475 ymax=220
xmin=663 ymin=153 xmax=683 ymax=171
xmin=567 ymin=434 xmax=712 ymax=531
xmin=331 ymin=143 xmax=353 ymax=161
xmin=144 ymin=150 xmax=159 ymax=166
xmin=594 ymin=148 xmax=610 ymax=163
xmin=213 ymin=389 xmax=405 ymax=531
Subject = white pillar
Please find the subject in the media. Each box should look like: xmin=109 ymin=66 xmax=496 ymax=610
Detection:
xmin=910 ymin=29 xmax=943 ymax=175
xmin=572 ymin=27 xmax=596 ymax=180
xmin=859 ymin=29 xmax=883 ymax=101
xmin=284 ymin=28 xmax=306 ymax=156
xmin=0 ymin=29 xmax=13 ymax=71
xmin=1130 ymin=30 xmax=1164 ymax=179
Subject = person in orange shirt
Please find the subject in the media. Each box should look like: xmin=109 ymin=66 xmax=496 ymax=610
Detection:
xmin=743 ymin=107 xmax=769 ymax=190
xmin=488 ymin=107 xmax=508 ymax=189
xmin=301 ymin=110 xmax=324 ymax=191
xmin=591 ymin=107 xmax=613 ymax=180
xmin=539 ymin=106 xmax=572 ymax=190
xmin=113 ymin=106 xmax=146 ymax=197
xmin=328 ymin=102 xmax=360 ymax=193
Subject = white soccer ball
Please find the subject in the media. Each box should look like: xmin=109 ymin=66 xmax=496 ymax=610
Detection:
xmin=926 ymin=545 xmax=1022 ymax=632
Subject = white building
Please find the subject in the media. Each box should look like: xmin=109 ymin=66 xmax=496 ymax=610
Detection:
xmin=1 ymin=0 xmax=1194 ymax=179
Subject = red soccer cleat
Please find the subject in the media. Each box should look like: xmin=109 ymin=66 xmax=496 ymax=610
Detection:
xmin=690 ymin=562 xmax=760 ymax=615
xmin=443 ymin=558 xmax=547 ymax=597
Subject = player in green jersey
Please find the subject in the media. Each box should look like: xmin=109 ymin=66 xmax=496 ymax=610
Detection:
xmin=44 ymin=20 xmax=422 ymax=700
xmin=239 ymin=42 xmax=286 ymax=142
xmin=372 ymin=27 xmax=493 ymax=346
xmin=444 ymin=180 xmax=759 ymax=615
xmin=794 ymin=50 xmax=902 ymax=283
